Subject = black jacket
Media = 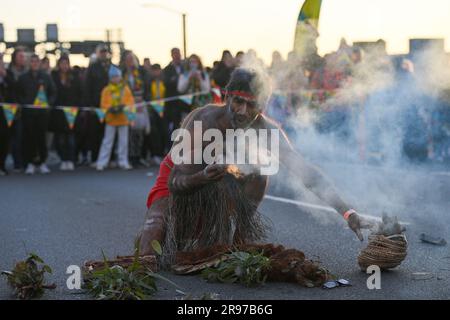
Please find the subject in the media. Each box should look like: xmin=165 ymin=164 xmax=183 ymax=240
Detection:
xmin=0 ymin=78 xmax=5 ymax=102
xmin=50 ymin=70 xmax=83 ymax=132
xmin=51 ymin=70 xmax=82 ymax=107
xmin=163 ymin=62 xmax=184 ymax=98
xmin=84 ymin=59 xmax=110 ymax=107
xmin=17 ymin=70 xmax=56 ymax=106
xmin=4 ymin=67 xmax=28 ymax=103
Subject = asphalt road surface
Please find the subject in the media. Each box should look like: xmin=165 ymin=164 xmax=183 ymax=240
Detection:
xmin=1 ymin=161 xmax=449 ymax=300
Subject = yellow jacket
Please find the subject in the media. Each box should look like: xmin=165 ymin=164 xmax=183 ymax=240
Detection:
xmin=100 ymin=83 xmax=135 ymax=126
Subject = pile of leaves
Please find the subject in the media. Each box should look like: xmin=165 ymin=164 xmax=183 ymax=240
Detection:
xmin=201 ymin=250 xmax=271 ymax=287
xmin=1 ymin=253 xmax=56 ymax=299
xmin=83 ymin=241 xmax=178 ymax=300
xmin=83 ymin=259 xmax=158 ymax=300
xmin=176 ymin=243 xmax=332 ymax=288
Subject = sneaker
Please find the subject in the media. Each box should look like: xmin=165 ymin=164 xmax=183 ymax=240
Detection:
xmin=39 ymin=164 xmax=51 ymax=174
xmin=119 ymin=163 xmax=133 ymax=170
xmin=60 ymin=161 xmax=68 ymax=171
xmin=96 ymin=164 xmax=105 ymax=171
xmin=25 ymin=164 xmax=35 ymax=175
xmin=66 ymin=161 xmax=75 ymax=171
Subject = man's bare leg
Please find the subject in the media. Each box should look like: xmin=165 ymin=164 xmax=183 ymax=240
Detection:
xmin=137 ymin=197 xmax=169 ymax=255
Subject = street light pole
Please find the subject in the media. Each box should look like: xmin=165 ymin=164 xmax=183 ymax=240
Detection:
xmin=142 ymin=3 xmax=188 ymax=59
xmin=182 ymin=13 xmax=187 ymax=59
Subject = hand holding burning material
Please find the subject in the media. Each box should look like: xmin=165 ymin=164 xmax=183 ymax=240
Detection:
xmin=202 ymin=163 xmax=228 ymax=181
xmin=345 ymin=210 xmax=376 ymax=241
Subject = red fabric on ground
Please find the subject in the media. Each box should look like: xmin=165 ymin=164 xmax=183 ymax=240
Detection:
xmin=146 ymin=154 xmax=174 ymax=209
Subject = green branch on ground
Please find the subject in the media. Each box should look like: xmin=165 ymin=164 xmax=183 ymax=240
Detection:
xmin=83 ymin=240 xmax=180 ymax=300
xmin=1 ymin=253 xmax=56 ymax=300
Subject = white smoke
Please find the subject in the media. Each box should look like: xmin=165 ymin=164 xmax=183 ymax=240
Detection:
xmin=242 ymin=43 xmax=450 ymax=231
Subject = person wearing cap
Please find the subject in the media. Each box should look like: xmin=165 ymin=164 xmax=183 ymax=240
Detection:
xmin=96 ymin=65 xmax=134 ymax=171
xmin=138 ymin=68 xmax=372 ymax=263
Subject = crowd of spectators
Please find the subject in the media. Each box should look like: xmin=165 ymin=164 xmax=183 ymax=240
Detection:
xmin=0 ymin=45 xmax=245 ymax=175
xmin=1 ymin=40 xmax=450 ymax=176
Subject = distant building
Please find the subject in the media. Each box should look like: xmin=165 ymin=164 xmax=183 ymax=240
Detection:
xmin=409 ymin=38 xmax=445 ymax=56
xmin=353 ymin=39 xmax=387 ymax=54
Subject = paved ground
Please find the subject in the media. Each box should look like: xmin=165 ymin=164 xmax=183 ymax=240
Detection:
xmin=0 ymin=161 xmax=449 ymax=300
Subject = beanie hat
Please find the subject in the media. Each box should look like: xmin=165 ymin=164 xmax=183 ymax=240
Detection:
xmin=109 ymin=65 xmax=122 ymax=79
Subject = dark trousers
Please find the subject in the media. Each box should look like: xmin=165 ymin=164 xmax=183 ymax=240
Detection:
xmin=147 ymin=109 xmax=167 ymax=157
xmin=0 ymin=111 xmax=9 ymax=170
xmin=22 ymin=109 xmax=49 ymax=166
xmin=55 ymin=132 xmax=76 ymax=162
xmin=164 ymin=100 xmax=190 ymax=149
xmin=88 ymin=111 xmax=104 ymax=162
xmin=10 ymin=118 xmax=24 ymax=169
xmin=75 ymin=110 xmax=104 ymax=162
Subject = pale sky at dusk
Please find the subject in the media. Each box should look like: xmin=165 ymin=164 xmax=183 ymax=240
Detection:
xmin=1 ymin=0 xmax=450 ymax=66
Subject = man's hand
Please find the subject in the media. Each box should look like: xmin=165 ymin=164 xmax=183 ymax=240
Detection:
xmin=202 ymin=164 xmax=228 ymax=182
xmin=347 ymin=212 xmax=374 ymax=241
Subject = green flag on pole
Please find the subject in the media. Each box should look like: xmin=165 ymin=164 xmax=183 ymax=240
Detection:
xmin=293 ymin=0 xmax=322 ymax=56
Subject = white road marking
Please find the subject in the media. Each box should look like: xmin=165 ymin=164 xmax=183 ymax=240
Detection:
xmin=264 ymin=194 xmax=411 ymax=225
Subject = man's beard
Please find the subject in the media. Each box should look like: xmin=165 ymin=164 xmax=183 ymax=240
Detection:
xmin=231 ymin=114 xmax=252 ymax=129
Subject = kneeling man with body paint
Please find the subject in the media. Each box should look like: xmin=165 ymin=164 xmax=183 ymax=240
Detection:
xmin=137 ymin=68 xmax=371 ymax=266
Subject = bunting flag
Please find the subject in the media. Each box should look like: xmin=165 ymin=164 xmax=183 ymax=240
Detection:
xmin=293 ymin=0 xmax=322 ymax=56
xmin=61 ymin=107 xmax=79 ymax=130
xmin=179 ymin=95 xmax=193 ymax=105
xmin=150 ymin=100 xmax=165 ymax=116
xmin=94 ymin=108 xmax=106 ymax=123
xmin=124 ymin=105 xmax=137 ymax=125
xmin=33 ymin=85 xmax=49 ymax=108
xmin=2 ymin=103 xmax=19 ymax=127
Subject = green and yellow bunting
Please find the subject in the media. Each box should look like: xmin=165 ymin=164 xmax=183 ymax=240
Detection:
xmin=61 ymin=107 xmax=79 ymax=130
xmin=95 ymin=109 xmax=105 ymax=123
xmin=150 ymin=100 xmax=165 ymax=116
xmin=180 ymin=95 xmax=193 ymax=105
xmin=33 ymin=85 xmax=49 ymax=108
xmin=124 ymin=105 xmax=137 ymax=125
xmin=2 ymin=103 xmax=19 ymax=127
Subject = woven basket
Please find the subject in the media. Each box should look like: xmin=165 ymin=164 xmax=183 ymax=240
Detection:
xmin=358 ymin=234 xmax=407 ymax=270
